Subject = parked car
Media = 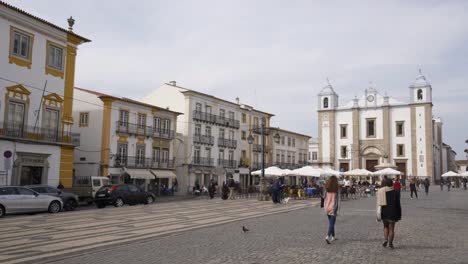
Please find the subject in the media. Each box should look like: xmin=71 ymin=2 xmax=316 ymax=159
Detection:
xmin=64 ymin=176 xmax=110 ymax=205
xmin=0 ymin=186 xmax=63 ymax=218
xmin=95 ymin=184 xmax=155 ymax=208
xmin=26 ymin=185 xmax=79 ymax=211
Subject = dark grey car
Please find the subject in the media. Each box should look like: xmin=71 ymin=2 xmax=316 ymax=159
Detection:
xmin=26 ymin=185 xmax=79 ymax=211
xmin=0 ymin=186 xmax=63 ymax=218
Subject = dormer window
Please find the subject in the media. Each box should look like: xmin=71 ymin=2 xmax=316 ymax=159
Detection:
xmin=323 ymin=97 xmax=329 ymax=109
xmin=417 ymin=89 xmax=423 ymax=100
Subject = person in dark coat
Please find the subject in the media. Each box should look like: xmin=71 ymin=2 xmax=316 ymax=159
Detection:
xmin=423 ymin=178 xmax=430 ymax=195
xmin=409 ymin=179 xmax=418 ymax=199
xmin=208 ymin=179 xmax=215 ymax=199
xmin=221 ymin=181 xmax=229 ymax=200
xmin=57 ymin=182 xmax=64 ymax=190
xmin=271 ymin=178 xmax=280 ymax=204
xmin=380 ymin=179 xmax=402 ymax=249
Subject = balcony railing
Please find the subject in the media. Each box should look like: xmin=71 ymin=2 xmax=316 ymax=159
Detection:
xmin=0 ymin=122 xmax=80 ymax=146
xmin=253 ymin=144 xmax=269 ymax=153
xmin=252 ymin=162 xmax=272 ymax=171
xmin=193 ymin=134 xmax=214 ymax=145
xmin=192 ymin=157 xmax=214 ymax=166
xmin=273 ymin=162 xmax=300 ymax=169
xmin=115 ymin=121 xmax=174 ymax=139
xmin=218 ymin=138 xmax=237 ymax=148
xmin=193 ymin=111 xmax=240 ymax=129
xmin=218 ymin=159 xmax=237 ymax=168
xmin=112 ymin=155 xmax=174 ymax=169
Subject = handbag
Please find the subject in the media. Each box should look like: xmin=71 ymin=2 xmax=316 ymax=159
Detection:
xmin=376 ymin=206 xmax=382 ymax=222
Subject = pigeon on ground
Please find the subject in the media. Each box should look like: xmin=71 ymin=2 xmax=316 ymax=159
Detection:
xmin=242 ymin=226 xmax=249 ymax=232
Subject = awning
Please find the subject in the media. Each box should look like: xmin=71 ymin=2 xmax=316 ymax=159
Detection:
xmin=123 ymin=168 xmax=155 ymax=180
xmin=150 ymin=170 xmax=177 ymax=179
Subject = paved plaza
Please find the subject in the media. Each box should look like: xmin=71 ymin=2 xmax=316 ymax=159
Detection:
xmin=1 ymin=189 xmax=468 ymax=264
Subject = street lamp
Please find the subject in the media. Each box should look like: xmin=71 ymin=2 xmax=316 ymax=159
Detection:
xmin=247 ymin=117 xmax=280 ymax=201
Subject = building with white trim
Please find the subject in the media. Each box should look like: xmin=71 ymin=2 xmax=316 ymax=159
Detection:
xmin=0 ymin=2 xmax=89 ymax=187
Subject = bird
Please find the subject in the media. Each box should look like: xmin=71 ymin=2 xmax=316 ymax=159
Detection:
xmin=242 ymin=226 xmax=249 ymax=232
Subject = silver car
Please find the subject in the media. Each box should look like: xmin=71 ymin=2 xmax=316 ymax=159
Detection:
xmin=0 ymin=186 xmax=63 ymax=218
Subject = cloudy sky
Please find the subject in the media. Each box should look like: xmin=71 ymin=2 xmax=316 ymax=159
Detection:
xmin=7 ymin=0 xmax=468 ymax=157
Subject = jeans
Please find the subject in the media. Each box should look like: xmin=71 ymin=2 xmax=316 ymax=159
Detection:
xmin=327 ymin=215 xmax=336 ymax=237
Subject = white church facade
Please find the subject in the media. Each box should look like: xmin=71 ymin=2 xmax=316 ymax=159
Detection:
xmin=317 ymin=71 xmax=439 ymax=182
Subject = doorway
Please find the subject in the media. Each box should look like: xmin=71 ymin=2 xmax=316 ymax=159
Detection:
xmin=20 ymin=166 xmax=43 ymax=185
xmin=366 ymin=160 xmax=379 ymax=172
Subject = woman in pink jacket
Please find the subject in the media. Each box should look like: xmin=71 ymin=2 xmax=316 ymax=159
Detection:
xmin=324 ymin=176 xmax=340 ymax=244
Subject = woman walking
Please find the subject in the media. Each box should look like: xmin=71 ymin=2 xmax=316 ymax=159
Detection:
xmin=324 ymin=176 xmax=340 ymax=244
xmin=378 ymin=179 xmax=402 ymax=249
xmin=409 ymin=179 xmax=418 ymax=199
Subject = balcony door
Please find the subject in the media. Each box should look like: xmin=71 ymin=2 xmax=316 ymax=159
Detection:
xmin=7 ymin=101 xmax=25 ymax=137
xmin=136 ymin=145 xmax=145 ymax=167
xmin=43 ymin=108 xmax=59 ymax=141
xmin=117 ymin=144 xmax=128 ymax=166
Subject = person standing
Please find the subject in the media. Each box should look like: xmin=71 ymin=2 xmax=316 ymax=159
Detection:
xmin=271 ymin=177 xmax=280 ymax=204
xmin=221 ymin=181 xmax=229 ymax=200
xmin=409 ymin=179 xmax=418 ymax=199
xmin=440 ymin=180 xmax=444 ymax=191
xmin=463 ymin=177 xmax=467 ymax=190
xmin=393 ymin=176 xmax=401 ymax=199
xmin=324 ymin=176 xmax=340 ymax=244
xmin=423 ymin=178 xmax=430 ymax=195
xmin=208 ymin=179 xmax=215 ymax=199
xmin=447 ymin=178 xmax=451 ymax=192
xmin=378 ymin=179 xmax=402 ymax=249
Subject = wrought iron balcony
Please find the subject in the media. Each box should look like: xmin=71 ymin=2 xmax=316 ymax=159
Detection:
xmin=273 ymin=162 xmax=300 ymax=169
xmin=112 ymin=155 xmax=174 ymax=169
xmin=252 ymin=144 xmax=269 ymax=153
xmin=252 ymin=162 xmax=272 ymax=171
xmin=192 ymin=157 xmax=214 ymax=166
xmin=193 ymin=111 xmax=240 ymax=129
xmin=218 ymin=138 xmax=237 ymax=148
xmin=218 ymin=159 xmax=237 ymax=168
xmin=115 ymin=121 xmax=174 ymax=139
xmin=0 ymin=122 xmax=80 ymax=146
xmin=193 ymin=134 xmax=214 ymax=145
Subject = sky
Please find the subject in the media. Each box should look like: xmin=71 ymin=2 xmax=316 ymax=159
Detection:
xmin=6 ymin=0 xmax=468 ymax=159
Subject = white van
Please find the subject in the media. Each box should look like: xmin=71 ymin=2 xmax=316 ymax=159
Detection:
xmin=66 ymin=176 xmax=110 ymax=204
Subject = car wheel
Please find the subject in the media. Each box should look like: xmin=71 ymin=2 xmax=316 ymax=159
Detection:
xmin=48 ymin=201 xmax=61 ymax=214
xmin=96 ymin=203 xmax=106 ymax=209
xmin=146 ymin=196 xmax=154 ymax=204
xmin=0 ymin=205 xmax=5 ymax=218
xmin=114 ymin=197 xmax=124 ymax=207
xmin=65 ymin=199 xmax=78 ymax=211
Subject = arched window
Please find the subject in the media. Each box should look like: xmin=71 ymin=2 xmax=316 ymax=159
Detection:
xmin=323 ymin=97 xmax=329 ymax=108
xmin=417 ymin=89 xmax=423 ymax=100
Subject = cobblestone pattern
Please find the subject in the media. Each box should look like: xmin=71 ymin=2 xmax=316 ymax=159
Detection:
xmin=41 ymin=189 xmax=468 ymax=264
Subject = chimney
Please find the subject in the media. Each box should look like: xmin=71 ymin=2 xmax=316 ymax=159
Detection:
xmin=67 ymin=16 xmax=75 ymax=31
xmin=236 ymin=97 xmax=240 ymax=105
xmin=169 ymin=81 xmax=177 ymax=86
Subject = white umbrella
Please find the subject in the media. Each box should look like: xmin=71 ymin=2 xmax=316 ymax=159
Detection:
xmin=293 ymin=166 xmax=322 ymax=177
xmin=460 ymin=171 xmax=468 ymax=177
xmin=251 ymin=166 xmax=284 ymax=177
xmin=343 ymin=169 xmax=373 ymax=176
xmin=321 ymin=168 xmax=341 ymax=178
xmin=282 ymin=169 xmax=293 ymax=176
xmin=373 ymin=168 xmax=402 ymax=176
xmin=441 ymin=171 xmax=460 ymax=177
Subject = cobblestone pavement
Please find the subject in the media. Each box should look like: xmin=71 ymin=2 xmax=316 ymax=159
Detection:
xmin=0 ymin=197 xmax=314 ymax=264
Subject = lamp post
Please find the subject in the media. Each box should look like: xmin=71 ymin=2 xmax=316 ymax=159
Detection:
xmin=247 ymin=117 xmax=280 ymax=201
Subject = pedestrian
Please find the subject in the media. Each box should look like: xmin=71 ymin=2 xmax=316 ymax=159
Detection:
xmin=410 ymin=179 xmax=418 ymax=199
xmin=57 ymin=182 xmax=64 ymax=190
xmin=393 ymin=176 xmax=401 ymax=199
xmin=221 ymin=181 xmax=229 ymax=200
xmin=463 ymin=178 xmax=467 ymax=190
xmin=377 ymin=178 xmax=401 ymax=249
xmin=440 ymin=180 xmax=444 ymax=191
xmin=324 ymin=175 xmax=340 ymax=244
xmin=271 ymin=177 xmax=280 ymax=204
xmin=423 ymin=178 xmax=430 ymax=195
xmin=447 ymin=178 xmax=451 ymax=192
xmin=208 ymin=179 xmax=215 ymax=199
xmin=227 ymin=177 xmax=236 ymax=200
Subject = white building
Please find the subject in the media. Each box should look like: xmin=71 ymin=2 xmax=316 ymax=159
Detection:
xmin=72 ymin=87 xmax=181 ymax=190
xmin=308 ymin=138 xmax=322 ymax=167
xmin=143 ymin=81 xmax=274 ymax=194
xmin=269 ymin=128 xmax=310 ymax=170
xmin=317 ymin=71 xmax=441 ymax=182
xmin=0 ymin=2 xmax=89 ymax=187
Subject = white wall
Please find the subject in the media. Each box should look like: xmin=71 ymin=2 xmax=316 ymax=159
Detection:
xmin=389 ymin=107 xmax=412 ymax=174
xmin=335 ymin=110 xmax=353 ymax=169
xmin=359 ymin=108 xmax=383 ymax=140
xmin=415 ymin=106 xmax=427 ymax=176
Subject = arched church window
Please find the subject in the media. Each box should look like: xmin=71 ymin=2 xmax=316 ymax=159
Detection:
xmin=417 ymin=89 xmax=423 ymax=100
xmin=323 ymin=97 xmax=329 ymax=108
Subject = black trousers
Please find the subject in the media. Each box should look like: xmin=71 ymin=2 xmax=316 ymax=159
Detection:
xmin=410 ymin=189 xmax=418 ymax=198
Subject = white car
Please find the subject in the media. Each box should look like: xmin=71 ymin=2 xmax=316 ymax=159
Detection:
xmin=0 ymin=186 xmax=63 ymax=218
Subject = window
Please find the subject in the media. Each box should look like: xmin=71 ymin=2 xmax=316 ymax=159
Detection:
xmin=253 ymin=117 xmax=259 ymax=128
xmin=242 ymin=113 xmax=247 ymax=123
xmin=312 ymin=152 xmax=318 ymax=161
xmin=340 ymin=125 xmax=347 ymax=138
xmin=43 ymin=108 xmax=59 ymax=139
xmin=417 ymin=89 xmax=423 ymax=100
xmin=205 ymin=105 xmax=212 ymax=114
xmin=292 ymin=155 xmax=295 ymax=164
xmin=219 ymin=149 xmax=225 ymax=160
xmin=92 ymin=180 xmax=101 ymax=187
xmin=10 ymin=27 xmax=33 ymax=61
xmin=341 ymin=146 xmax=347 ymax=158
xmin=229 ymin=130 xmax=234 ymax=140
xmin=228 ymin=150 xmax=234 ymax=161
xmin=288 ymin=137 xmax=291 ymax=146
xmin=162 ymin=149 xmax=169 ymax=163
xmin=276 ymin=153 xmax=280 ymax=163
xmin=136 ymin=145 xmax=145 ymax=166
xmin=366 ymin=118 xmax=376 ymax=138
xmin=396 ymin=121 xmax=404 ymax=137
xmin=46 ymin=41 xmax=64 ymax=71
xmin=241 ymin=131 xmax=246 ymax=140
xmin=219 ymin=109 xmax=225 ymax=119
xmin=153 ymin=148 xmax=160 ymax=162
xmin=323 ymin=97 xmax=329 ymax=108
xmin=7 ymin=101 xmax=25 ymax=128
xmin=119 ymin=110 xmax=129 ymax=126
xmin=281 ymin=154 xmax=285 ymax=163
xmin=241 ymin=150 xmax=246 ymax=159
xmin=117 ymin=144 xmax=128 ymax=165
xmin=195 ymin=103 xmax=202 ymax=112
xmin=292 ymin=138 xmax=295 ymax=147
xmin=153 ymin=117 xmax=161 ymax=132
xmin=137 ymin=113 xmax=146 ymax=129
xmin=79 ymin=112 xmax=89 ymax=127
xmin=228 ymin=111 xmax=234 ymax=120
xmin=163 ymin=119 xmax=170 ymax=134
xmin=205 ymin=126 xmax=211 ymax=136
xmin=281 ymin=136 xmax=285 ymax=145
xmin=397 ymin=144 xmax=405 ymax=157
xmin=16 ymin=187 xmax=35 ymax=195
xmin=206 ymin=148 xmax=212 ymax=160
xmin=287 ymin=154 xmax=291 ymax=164
xmin=128 ymin=185 xmax=139 ymax=192
xmin=219 ymin=128 xmax=225 ymax=139
xmin=195 ymin=124 xmax=201 ymax=136
xmin=0 ymin=187 xmax=15 ymax=195
xmin=194 ymin=147 xmax=201 ymax=163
